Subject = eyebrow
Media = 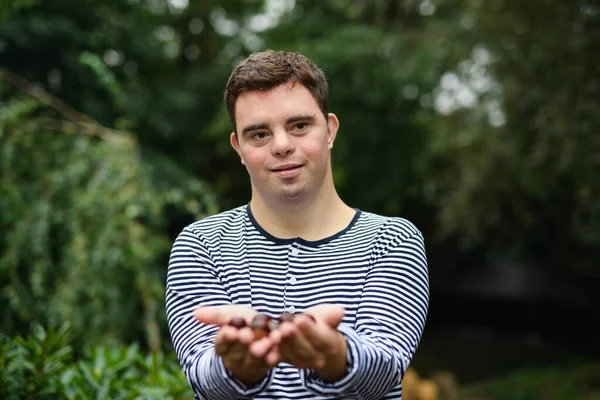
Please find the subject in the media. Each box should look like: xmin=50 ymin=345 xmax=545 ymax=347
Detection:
xmin=241 ymin=123 xmax=269 ymax=136
xmin=240 ymin=114 xmax=317 ymax=136
xmin=286 ymin=114 xmax=316 ymax=125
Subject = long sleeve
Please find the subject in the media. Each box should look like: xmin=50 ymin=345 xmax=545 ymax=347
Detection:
xmin=300 ymin=229 xmax=429 ymax=399
xmin=165 ymin=227 xmax=274 ymax=399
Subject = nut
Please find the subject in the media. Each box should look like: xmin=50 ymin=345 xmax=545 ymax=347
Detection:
xmin=228 ymin=317 xmax=246 ymax=329
xmin=279 ymin=312 xmax=295 ymax=323
xmin=250 ymin=313 xmax=274 ymax=339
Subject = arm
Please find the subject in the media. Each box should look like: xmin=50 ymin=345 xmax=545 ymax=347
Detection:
xmin=302 ymin=230 xmax=429 ymax=398
xmin=166 ymin=227 xmax=274 ymax=399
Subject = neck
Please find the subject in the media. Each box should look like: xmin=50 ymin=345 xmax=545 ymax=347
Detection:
xmin=249 ymin=181 xmax=355 ymax=242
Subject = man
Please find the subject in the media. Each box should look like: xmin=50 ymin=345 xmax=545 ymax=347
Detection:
xmin=166 ymin=50 xmax=429 ymax=399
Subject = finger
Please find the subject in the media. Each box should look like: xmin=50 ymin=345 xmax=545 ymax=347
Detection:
xmin=269 ymin=326 xmax=284 ymax=344
xmin=265 ymin=346 xmax=282 ymax=367
xmin=228 ymin=340 xmax=271 ymax=371
xmin=215 ymin=326 xmax=255 ymax=355
xmin=278 ymin=320 xmax=298 ymax=339
xmin=214 ymin=326 xmax=238 ymax=355
xmin=297 ymin=318 xmax=343 ymax=354
xmin=237 ymin=327 xmax=256 ymax=345
xmin=305 ymin=305 xmax=345 ymax=328
xmin=221 ymin=330 xmax=253 ymax=363
xmin=248 ymin=336 xmax=275 ymax=358
xmin=194 ymin=307 xmax=227 ymax=325
xmin=194 ymin=305 xmax=256 ymax=326
xmin=279 ymin=321 xmax=312 ymax=352
xmin=279 ymin=323 xmax=321 ymax=367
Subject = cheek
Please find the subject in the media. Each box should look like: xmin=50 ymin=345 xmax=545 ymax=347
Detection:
xmin=304 ymin=140 xmax=329 ymax=162
xmin=241 ymin=151 xmax=265 ymax=172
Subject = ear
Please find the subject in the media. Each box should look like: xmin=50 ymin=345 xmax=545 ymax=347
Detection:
xmin=230 ymin=132 xmax=245 ymax=165
xmin=326 ymin=113 xmax=340 ymax=150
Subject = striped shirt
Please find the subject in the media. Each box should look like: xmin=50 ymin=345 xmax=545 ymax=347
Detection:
xmin=166 ymin=204 xmax=429 ymax=399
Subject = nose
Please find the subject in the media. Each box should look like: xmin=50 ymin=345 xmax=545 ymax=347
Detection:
xmin=271 ymin=129 xmax=294 ymax=156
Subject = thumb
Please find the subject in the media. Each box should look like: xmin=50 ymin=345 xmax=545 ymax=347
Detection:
xmin=194 ymin=306 xmax=226 ymax=325
xmin=306 ymin=305 xmax=345 ymax=328
xmin=194 ymin=305 xmax=256 ymax=326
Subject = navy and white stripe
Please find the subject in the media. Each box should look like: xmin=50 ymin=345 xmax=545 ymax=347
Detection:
xmin=166 ymin=204 xmax=429 ymax=399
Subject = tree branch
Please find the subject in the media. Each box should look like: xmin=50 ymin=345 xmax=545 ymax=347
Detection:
xmin=0 ymin=68 xmax=135 ymax=146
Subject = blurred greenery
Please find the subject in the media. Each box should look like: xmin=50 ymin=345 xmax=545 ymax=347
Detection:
xmin=0 ymin=69 xmax=217 ymax=352
xmin=1 ymin=0 xmax=598 ymax=397
xmin=0 ymin=324 xmax=191 ymax=399
xmin=462 ymin=363 xmax=600 ymax=400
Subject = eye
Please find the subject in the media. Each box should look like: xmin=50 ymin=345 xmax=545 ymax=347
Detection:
xmin=293 ymin=122 xmax=308 ymax=131
xmin=250 ymin=131 xmax=267 ymax=140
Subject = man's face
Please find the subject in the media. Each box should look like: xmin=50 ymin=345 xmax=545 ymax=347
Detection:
xmin=230 ymin=82 xmax=339 ymax=203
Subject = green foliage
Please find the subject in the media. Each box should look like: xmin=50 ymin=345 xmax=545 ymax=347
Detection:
xmin=1 ymin=0 xmax=597 ymax=280
xmin=424 ymin=0 xmax=600 ymax=275
xmin=0 ymin=0 xmax=37 ymax=22
xmin=0 ymin=0 xmax=598 ymax=388
xmin=0 ymin=324 xmax=71 ymax=399
xmin=0 ymin=324 xmax=192 ymax=400
xmin=79 ymin=51 xmax=126 ymax=111
xmin=0 ymin=71 xmax=217 ymax=350
xmin=462 ymin=363 xmax=600 ymax=400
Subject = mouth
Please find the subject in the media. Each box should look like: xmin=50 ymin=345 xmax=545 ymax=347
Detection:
xmin=272 ymin=164 xmax=303 ymax=172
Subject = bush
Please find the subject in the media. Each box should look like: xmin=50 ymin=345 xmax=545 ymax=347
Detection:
xmin=0 ymin=324 xmax=193 ymax=400
xmin=0 ymin=70 xmax=217 ymax=351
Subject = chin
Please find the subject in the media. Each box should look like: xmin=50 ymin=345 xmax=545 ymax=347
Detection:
xmin=276 ymin=188 xmax=308 ymax=202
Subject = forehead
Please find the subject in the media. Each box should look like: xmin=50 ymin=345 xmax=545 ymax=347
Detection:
xmin=234 ymin=83 xmax=321 ymax=125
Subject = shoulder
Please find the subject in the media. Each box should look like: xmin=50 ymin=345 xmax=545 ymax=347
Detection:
xmin=354 ymin=210 xmax=425 ymax=262
xmin=188 ymin=205 xmax=247 ymax=232
xmin=176 ymin=205 xmax=248 ymax=243
xmin=357 ymin=210 xmax=421 ymax=241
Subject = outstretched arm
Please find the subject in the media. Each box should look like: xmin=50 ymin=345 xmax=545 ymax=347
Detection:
xmin=166 ymin=228 xmax=275 ymax=399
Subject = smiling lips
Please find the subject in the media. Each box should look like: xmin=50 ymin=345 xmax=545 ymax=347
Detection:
xmin=272 ymin=163 xmax=302 ymax=171
xmin=271 ymin=163 xmax=303 ymax=177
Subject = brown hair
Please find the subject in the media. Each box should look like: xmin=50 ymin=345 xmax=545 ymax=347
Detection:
xmin=224 ymin=50 xmax=329 ymax=134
